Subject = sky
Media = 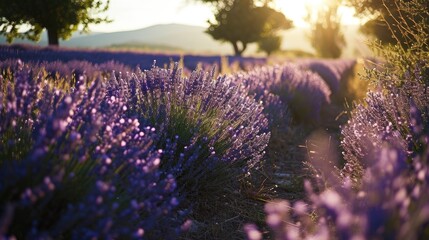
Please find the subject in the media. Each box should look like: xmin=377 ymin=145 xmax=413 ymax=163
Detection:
xmin=89 ymin=0 xmax=363 ymax=33
xmin=89 ymin=0 xmax=212 ymax=32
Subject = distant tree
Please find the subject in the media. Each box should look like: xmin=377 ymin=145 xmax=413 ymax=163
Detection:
xmin=306 ymin=0 xmax=346 ymax=58
xmin=0 ymin=0 xmax=111 ymax=46
xmin=257 ymin=34 xmax=281 ymax=56
xmin=345 ymin=0 xmax=429 ymax=49
xmin=201 ymin=0 xmax=292 ymax=56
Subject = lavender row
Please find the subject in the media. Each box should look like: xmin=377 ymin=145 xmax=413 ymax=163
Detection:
xmin=230 ymin=63 xmax=331 ymax=124
xmin=246 ymin=97 xmax=429 ymax=240
xmin=296 ymin=59 xmax=357 ymax=98
xmin=0 ymin=44 xmax=266 ymax=73
xmin=0 ymin=57 xmax=341 ymax=126
xmin=0 ymin=58 xmax=132 ymax=83
xmin=245 ymin=64 xmax=429 ymax=240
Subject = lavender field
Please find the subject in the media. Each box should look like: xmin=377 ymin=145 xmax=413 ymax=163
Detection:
xmin=1 ymin=0 xmax=429 ymax=239
xmin=1 ymin=42 xmax=427 ymax=240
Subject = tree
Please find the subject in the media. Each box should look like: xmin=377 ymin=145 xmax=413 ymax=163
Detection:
xmin=0 ymin=0 xmax=110 ymax=46
xmin=306 ymin=0 xmax=346 ymax=58
xmin=257 ymin=35 xmax=281 ymax=56
xmin=204 ymin=0 xmax=292 ymax=56
xmin=345 ymin=0 xmax=429 ymax=49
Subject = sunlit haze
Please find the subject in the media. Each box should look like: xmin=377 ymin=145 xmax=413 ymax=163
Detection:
xmin=89 ymin=0 xmax=212 ymax=32
xmin=275 ymin=0 xmax=362 ymax=27
xmin=89 ymin=0 xmax=362 ymax=33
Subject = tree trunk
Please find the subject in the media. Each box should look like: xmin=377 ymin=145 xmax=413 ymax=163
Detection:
xmin=232 ymin=41 xmax=241 ymax=56
xmin=231 ymin=41 xmax=247 ymax=56
xmin=47 ymin=28 xmax=59 ymax=46
xmin=240 ymin=42 xmax=247 ymax=56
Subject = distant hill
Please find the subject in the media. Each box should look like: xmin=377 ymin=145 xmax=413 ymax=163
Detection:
xmin=0 ymin=23 xmax=370 ymax=57
xmin=63 ymin=24 xmax=233 ymax=54
xmin=106 ymin=42 xmax=186 ymax=52
xmin=0 ymin=31 xmax=103 ymax=46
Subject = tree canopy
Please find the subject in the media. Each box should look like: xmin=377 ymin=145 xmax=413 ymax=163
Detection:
xmin=203 ymin=0 xmax=292 ymax=56
xmin=0 ymin=0 xmax=111 ymax=46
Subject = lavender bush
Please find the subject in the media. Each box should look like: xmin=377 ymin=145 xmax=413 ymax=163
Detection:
xmin=341 ymin=68 xmax=429 ymax=183
xmin=0 ymin=61 xmax=183 ymax=239
xmin=231 ymin=63 xmax=331 ymax=124
xmin=297 ymin=59 xmax=357 ymax=101
xmin=228 ymin=68 xmax=288 ymax=127
xmin=106 ymin=63 xmax=271 ymax=215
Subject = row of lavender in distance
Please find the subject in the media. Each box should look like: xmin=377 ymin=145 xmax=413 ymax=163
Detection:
xmin=230 ymin=63 xmax=331 ymax=124
xmin=0 ymin=58 xmax=132 ymax=82
xmin=0 ymin=44 xmax=266 ymax=73
xmin=296 ymin=59 xmax=357 ymax=100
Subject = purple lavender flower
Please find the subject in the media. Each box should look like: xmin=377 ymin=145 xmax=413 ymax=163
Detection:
xmin=0 ymin=60 xmax=183 ymax=239
xmin=297 ymin=59 xmax=356 ymax=98
xmin=253 ymin=130 xmax=429 ymax=240
xmin=249 ymin=64 xmax=429 ymax=240
xmin=231 ymin=63 xmax=331 ymax=124
xmin=341 ymin=75 xmax=429 ymax=183
xmin=0 ymin=44 xmax=265 ymax=73
xmin=105 ymin=63 xmax=271 ymax=226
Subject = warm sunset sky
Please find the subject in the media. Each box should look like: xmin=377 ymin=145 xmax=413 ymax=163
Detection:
xmin=90 ymin=0 xmax=362 ymax=33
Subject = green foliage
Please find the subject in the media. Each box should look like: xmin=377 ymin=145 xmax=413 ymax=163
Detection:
xmin=0 ymin=0 xmax=111 ymax=46
xmin=351 ymin=0 xmax=429 ymax=85
xmin=346 ymin=0 xmax=429 ymax=50
xmin=206 ymin=0 xmax=292 ymax=56
xmin=0 ymin=120 xmax=34 ymax=165
xmin=306 ymin=0 xmax=346 ymax=58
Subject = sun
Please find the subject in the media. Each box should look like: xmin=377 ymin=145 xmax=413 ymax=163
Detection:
xmin=273 ymin=0 xmax=322 ymax=27
xmin=274 ymin=0 xmax=362 ymax=27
